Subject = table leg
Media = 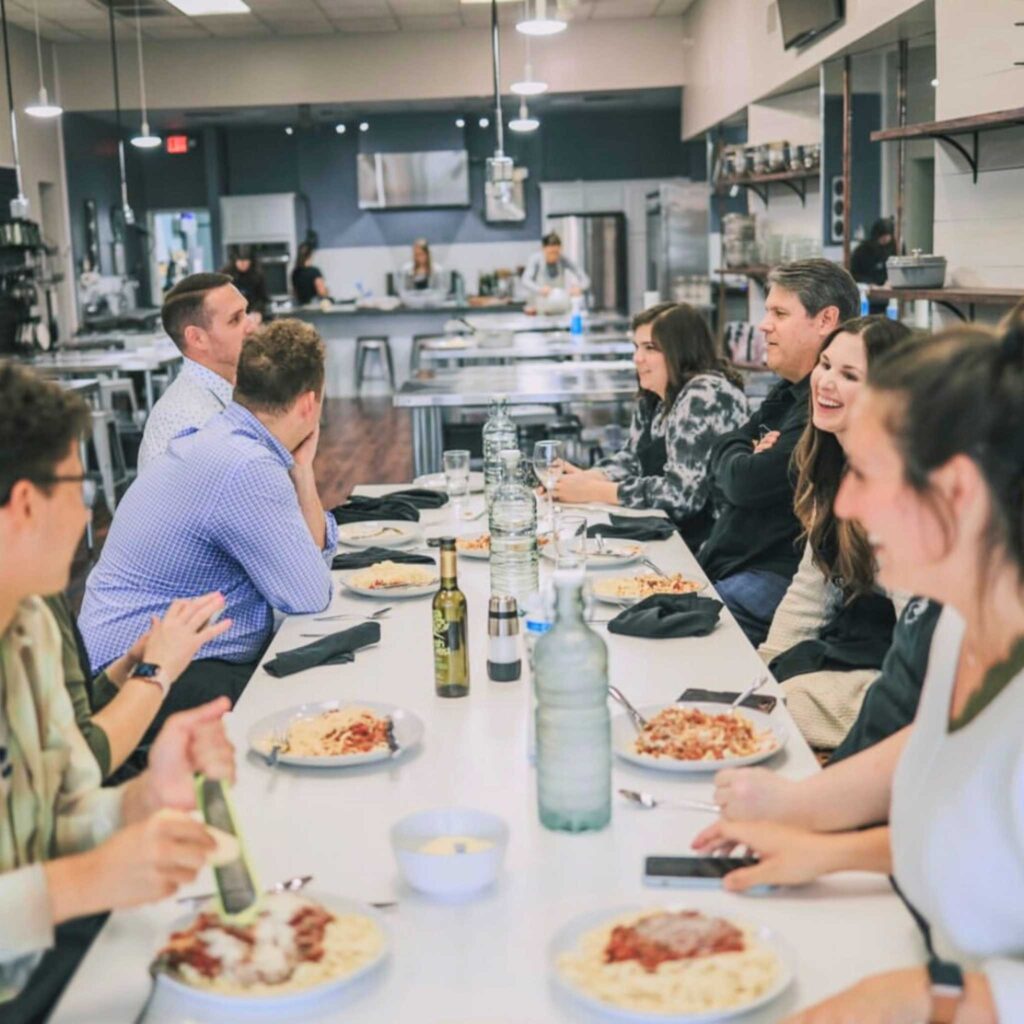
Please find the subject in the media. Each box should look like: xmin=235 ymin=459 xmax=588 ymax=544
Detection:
xmin=143 ymin=371 xmax=155 ymax=413
xmin=412 ymin=407 xmax=444 ymax=476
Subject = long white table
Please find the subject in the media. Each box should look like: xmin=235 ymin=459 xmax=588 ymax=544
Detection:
xmin=52 ymin=493 xmax=920 ymax=1023
xmin=417 ymin=331 xmax=634 ymax=366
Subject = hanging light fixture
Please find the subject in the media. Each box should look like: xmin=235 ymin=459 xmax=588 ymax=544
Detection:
xmin=0 ymin=0 xmax=29 ymax=218
xmin=516 ymin=0 xmax=565 ymax=36
xmin=130 ymin=1 xmax=160 ymax=148
xmin=510 ymin=30 xmax=548 ymax=96
xmin=24 ymin=0 xmax=62 ymax=118
xmin=508 ymin=96 xmax=539 ymax=132
xmin=485 ymin=0 xmax=514 ymax=206
xmin=107 ymin=2 xmax=135 ymax=224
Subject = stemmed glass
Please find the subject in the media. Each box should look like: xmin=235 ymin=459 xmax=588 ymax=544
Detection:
xmin=442 ymin=449 xmax=471 ymax=521
xmin=532 ymin=439 xmax=563 ymax=528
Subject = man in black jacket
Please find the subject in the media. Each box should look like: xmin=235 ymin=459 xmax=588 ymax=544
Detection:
xmin=698 ymin=259 xmax=859 ymax=645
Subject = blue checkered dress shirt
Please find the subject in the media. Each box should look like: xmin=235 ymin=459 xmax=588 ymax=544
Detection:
xmin=79 ymin=402 xmax=338 ymax=669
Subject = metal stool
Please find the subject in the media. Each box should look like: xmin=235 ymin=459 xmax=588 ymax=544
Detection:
xmin=355 ymin=335 xmax=395 ymax=392
xmin=88 ymin=408 xmax=131 ymax=513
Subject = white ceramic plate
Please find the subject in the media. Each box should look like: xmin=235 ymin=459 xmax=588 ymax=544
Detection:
xmin=455 ymin=534 xmax=491 ymax=560
xmin=339 ymin=569 xmax=437 ymax=599
xmin=337 ymin=520 xmax=422 ymax=549
xmin=550 ymin=904 xmax=795 ymax=1022
xmin=592 ymin=576 xmax=706 ymax=605
xmin=541 ymin=539 xmax=644 ymax=570
xmin=247 ymin=699 xmax=424 ymax=768
xmin=414 ymin=471 xmax=486 ymax=494
xmin=612 ymin=702 xmax=787 ymax=773
xmin=157 ymin=891 xmax=389 ymax=1009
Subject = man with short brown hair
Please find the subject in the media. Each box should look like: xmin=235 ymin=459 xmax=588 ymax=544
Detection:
xmin=80 ymin=319 xmax=337 ymax=729
xmin=138 ymin=272 xmax=257 ymax=469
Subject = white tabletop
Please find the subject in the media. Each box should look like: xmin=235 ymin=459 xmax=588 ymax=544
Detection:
xmin=464 ymin=312 xmax=631 ymax=334
xmin=418 ymin=332 xmax=634 ymax=365
xmin=52 ymin=492 xmax=920 ymax=1024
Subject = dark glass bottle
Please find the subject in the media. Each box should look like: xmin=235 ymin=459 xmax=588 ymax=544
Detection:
xmin=433 ymin=537 xmax=469 ymax=697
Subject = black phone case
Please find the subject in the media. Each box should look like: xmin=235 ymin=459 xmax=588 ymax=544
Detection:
xmin=677 ymin=688 xmax=778 ymax=713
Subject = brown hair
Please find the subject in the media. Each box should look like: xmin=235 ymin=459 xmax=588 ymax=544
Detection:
xmin=868 ymin=322 xmax=1024 ymax=583
xmin=541 ymin=232 xmax=561 ymax=248
xmin=161 ymin=272 xmax=233 ymax=351
xmin=412 ymin=237 xmax=432 ymax=276
xmin=640 ymin=303 xmax=743 ymax=409
xmin=766 ymin=258 xmax=860 ymax=323
xmin=0 ymin=362 xmax=92 ymax=504
xmin=234 ymin=318 xmax=325 ymax=415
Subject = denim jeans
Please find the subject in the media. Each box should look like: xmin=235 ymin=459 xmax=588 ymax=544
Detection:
xmin=713 ymin=569 xmax=792 ymax=647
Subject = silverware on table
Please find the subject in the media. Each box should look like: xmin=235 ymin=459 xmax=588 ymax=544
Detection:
xmin=730 ymin=674 xmax=770 ymax=713
xmin=177 ymin=873 xmax=314 ymax=908
xmin=131 ymin=962 xmax=158 ymax=1024
xmin=618 ymin=788 xmax=720 ymax=813
xmin=641 ymin=556 xmax=670 ymax=578
xmin=608 ymin=684 xmax=648 ymax=731
xmin=313 ymin=606 xmax=392 ymax=622
xmin=263 ymin=729 xmax=285 ymax=768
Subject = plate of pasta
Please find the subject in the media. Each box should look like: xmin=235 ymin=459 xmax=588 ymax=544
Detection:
xmin=247 ymin=700 xmax=424 ymax=767
xmin=339 ymin=561 xmax=438 ymax=598
xmin=337 ymin=520 xmax=422 ymax=549
xmin=593 ymin=574 xmax=705 ymax=604
xmin=551 ymin=905 xmax=794 ymax=1021
xmin=154 ymin=891 xmax=389 ymax=1008
xmin=612 ymin=703 xmax=786 ymax=773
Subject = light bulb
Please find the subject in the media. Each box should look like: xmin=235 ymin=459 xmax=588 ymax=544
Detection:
xmin=510 ymin=78 xmax=548 ymax=96
xmin=359 ymin=121 xmax=370 ymax=132
xmin=479 ymin=116 xmax=490 ymax=128
xmin=130 ymin=120 xmax=161 ymax=148
xmin=25 ymin=86 xmax=62 ymax=119
xmin=335 ymin=124 xmax=346 ymax=134
xmin=508 ymin=99 xmax=539 ymax=132
xmin=285 ymin=126 xmax=294 ymax=135
xmin=455 ymin=117 xmax=466 ymax=128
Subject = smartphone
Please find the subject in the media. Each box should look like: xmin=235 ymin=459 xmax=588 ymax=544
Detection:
xmin=643 ymin=856 xmax=772 ymax=895
xmin=677 ymin=689 xmax=778 ymax=714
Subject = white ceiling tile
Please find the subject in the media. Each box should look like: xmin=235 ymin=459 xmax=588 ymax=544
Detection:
xmin=387 ymin=0 xmax=459 ymax=12
xmin=329 ymin=14 xmax=399 ymax=30
xmin=590 ymin=0 xmax=660 ymax=18
xmin=197 ymin=17 xmax=271 ymax=34
xmin=458 ymin=4 xmax=519 ymax=26
xmin=317 ymin=0 xmax=391 ymax=12
xmin=143 ymin=24 xmax=212 ymax=37
xmin=653 ymin=0 xmax=695 ymax=12
xmin=396 ymin=13 xmax=462 ymax=30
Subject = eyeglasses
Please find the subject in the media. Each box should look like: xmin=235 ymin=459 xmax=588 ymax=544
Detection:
xmin=0 ymin=474 xmax=97 ymax=509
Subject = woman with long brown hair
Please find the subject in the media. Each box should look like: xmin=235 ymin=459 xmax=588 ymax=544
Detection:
xmin=759 ymin=315 xmax=912 ymax=749
xmin=552 ymin=302 xmax=748 ymax=547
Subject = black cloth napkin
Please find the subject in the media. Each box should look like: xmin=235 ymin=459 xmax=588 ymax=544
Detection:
xmin=332 ymin=495 xmax=421 ymax=524
xmin=332 ymin=547 xmax=435 ymax=571
xmin=607 ymin=593 xmax=722 ymax=639
xmin=381 ymin=487 xmax=448 ymax=509
xmin=263 ymin=622 xmax=381 ymax=678
xmin=587 ymin=514 xmax=676 ymax=542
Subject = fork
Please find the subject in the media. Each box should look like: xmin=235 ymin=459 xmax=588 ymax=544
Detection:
xmin=641 ymin=556 xmax=669 ymax=578
xmin=314 ymin=606 xmax=392 ymax=622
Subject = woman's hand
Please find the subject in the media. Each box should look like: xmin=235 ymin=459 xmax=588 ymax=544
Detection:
xmin=690 ymin=819 xmax=847 ymax=891
xmin=555 ymin=459 xmax=583 ymax=476
xmin=145 ymin=698 xmax=236 ymax=811
xmin=713 ymin=767 xmax=804 ymax=824
xmin=753 ymin=430 xmax=781 ymax=454
xmin=140 ymin=593 xmax=232 ymax=687
xmin=782 ymin=969 xmax=930 ymax=1024
xmin=552 ymin=471 xmax=616 ymax=505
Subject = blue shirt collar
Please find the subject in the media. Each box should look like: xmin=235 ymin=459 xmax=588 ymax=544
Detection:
xmin=223 ymin=402 xmax=295 ymax=469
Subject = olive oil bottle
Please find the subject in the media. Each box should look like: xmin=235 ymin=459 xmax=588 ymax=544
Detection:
xmin=433 ymin=537 xmax=469 ymax=697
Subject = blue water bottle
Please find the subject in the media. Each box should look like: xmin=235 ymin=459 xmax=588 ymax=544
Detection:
xmin=886 ymin=297 xmax=900 ymax=321
xmin=569 ymin=296 xmax=584 ymax=337
xmin=858 ymin=284 xmax=870 ymax=317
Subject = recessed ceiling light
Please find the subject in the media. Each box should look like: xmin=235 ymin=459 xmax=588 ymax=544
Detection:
xmin=479 ymin=116 xmax=490 ymax=128
xmin=165 ymin=0 xmax=251 ymax=14
xmin=359 ymin=121 xmax=370 ymax=132
xmin=931 ymin=78 xmax=939 ymax=87
xmin=284 ymin=126 xmax=294 ymax=135
xmin=335 ymin=124 xmax=346 ymax=134
xmin=455 ymin=117 xmax=466 ymax=128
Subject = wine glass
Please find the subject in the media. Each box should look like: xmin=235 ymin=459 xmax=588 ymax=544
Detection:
xmin=443 ymin=449 xmax=471 ymax=520
xmin=532 ymin=440 xmax=563 ymax=528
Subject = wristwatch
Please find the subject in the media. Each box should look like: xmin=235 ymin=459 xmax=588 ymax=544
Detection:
xmin=928 ymin=958 xmax=965 ymax=1024
xmin=129 ymin=661 xmax=170 ymax=697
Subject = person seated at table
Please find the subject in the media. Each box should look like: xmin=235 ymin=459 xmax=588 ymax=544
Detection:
xmin=138 ymin=272 xmax=257 ymax=470
xmin=0 ymin=362 xmax=235 ymax=1022
xmin=292 ymin=241 xmax=330 ymax=305
xmin=693 ymin=323 xmax=1024 ymax=1024
xmin=550 ymin=302 xmax=749 ymax=549
xmin=44 ymin=590 xmax=231 ymax=781
xmin=697 ymin=259 xmax=860 ymax=646
xmin=80 ymin=319 xmax=338 ymax=737
xmin=220 ymin=245 xmax=270 ymax=323
xmin=757 ymin=315 xmax=912 ymax=750
xmin=399 ymin=237 xmax=447 ymax=298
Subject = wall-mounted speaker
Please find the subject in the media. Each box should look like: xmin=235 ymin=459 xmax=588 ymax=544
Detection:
xmin=829 ymin=175 xmax=845 ymax=245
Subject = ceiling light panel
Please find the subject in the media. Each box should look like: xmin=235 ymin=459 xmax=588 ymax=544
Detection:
xmin=164 ymin=0 xmax=252 ymax=15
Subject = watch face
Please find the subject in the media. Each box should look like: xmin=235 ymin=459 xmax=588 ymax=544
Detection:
xmin=132 ymin=662 xmax=160 ymax=679
xmin=928 ymin=958 xmax=964 ymax=989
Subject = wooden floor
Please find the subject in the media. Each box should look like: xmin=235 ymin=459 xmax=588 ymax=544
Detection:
xmin=68 ymin=397 xmax=413 ymax=608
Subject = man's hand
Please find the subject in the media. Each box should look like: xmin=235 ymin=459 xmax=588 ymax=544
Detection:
xmin=291 ymin=420 xmax=321 ymax=470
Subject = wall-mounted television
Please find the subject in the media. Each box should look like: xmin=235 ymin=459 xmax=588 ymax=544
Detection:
xmin=357 ymin=150 xmax=470 ymax=210
xmin=778 ymin=0 xmax=844 ymax=50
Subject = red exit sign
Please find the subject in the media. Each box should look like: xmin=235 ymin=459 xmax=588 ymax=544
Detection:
xmin=165 ymin=134 xmax=190 ymax=155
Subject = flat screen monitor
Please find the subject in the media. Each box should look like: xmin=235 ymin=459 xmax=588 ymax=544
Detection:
xmin=357 ymin=150 xmax=470 ymax=210
xmin=777 ymin=0 xmax=844 ymax=50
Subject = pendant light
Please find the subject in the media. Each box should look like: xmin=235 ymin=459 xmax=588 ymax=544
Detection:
xmin=516 ymin=0 xmax=565 ymax=36
xmin=484 ymin=0 xmax=514 ymax=206
xmin=24 ymin=0 xmax=62 ymax=118
xmin=508 ymin=96 xmax=539 ymax=132
xmin=130 ymin=1 xmax=160 ymax=148
xmin=107 ymin=2 xmax=135 ymax=225
xmin=0 ymin=0 xmax=29 ymax=217
xmin=510 ymin=31 xmax=548 ymax=96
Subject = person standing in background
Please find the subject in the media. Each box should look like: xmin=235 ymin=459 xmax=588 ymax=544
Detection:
xmin=221 ymin=246 xmax=270 ymax=323
xmin=399 ymin=238 xmax=446 ymax=296
xmin=850 ymin=218 xmax=895 ymax=287
xmin=520 ymin=232 xmax=590 ymax=309
xmin=292 ymin=242 xmax=330 ymax=305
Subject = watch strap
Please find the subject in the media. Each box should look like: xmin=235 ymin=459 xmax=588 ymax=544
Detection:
xmin=130 ymin=662 xmax=169 ymax=697
xmin=928 ymin=958 xmax=965 ymax=1024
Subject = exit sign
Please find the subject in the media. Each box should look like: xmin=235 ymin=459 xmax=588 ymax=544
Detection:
xmin=166 ymin=134 xmax=190 ymax=155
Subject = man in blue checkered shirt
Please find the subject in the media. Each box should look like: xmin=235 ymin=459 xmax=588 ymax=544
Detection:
xmin=79 ymin=318 xmax=337 ymax=734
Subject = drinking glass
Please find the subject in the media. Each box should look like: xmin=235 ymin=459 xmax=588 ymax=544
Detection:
xmin=553 ymin=513 xmax=588 ymax=570
xmin=532 ymin=439 xmax=563 ymax=528
xmin=443 ymin=449 xmax=471 ymax=519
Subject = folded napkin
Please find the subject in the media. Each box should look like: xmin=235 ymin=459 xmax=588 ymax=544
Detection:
xmin=587 ymin=514 xmax=676 ymax=542
xmin=263 ymin=622 xmax=381 ymax=678
xmin=607 ymin=593 xmax=722 ymax=639
xmin=332 ymin=547 xmax=435 ymax=571
xmin=381 ymin=487 xmax=448 ymax=509
xmin=332 ymin=495 xmax=420 ymax=524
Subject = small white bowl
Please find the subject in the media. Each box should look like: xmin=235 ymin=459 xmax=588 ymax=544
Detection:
xmin=390 ymin=807 xmax=509 ymax=900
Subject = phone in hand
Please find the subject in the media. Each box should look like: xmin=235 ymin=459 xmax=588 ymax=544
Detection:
xmin=678 ymin=688 xmax=778 ymax=714
xmin=643 ymin=856 xmax=773 ymax=895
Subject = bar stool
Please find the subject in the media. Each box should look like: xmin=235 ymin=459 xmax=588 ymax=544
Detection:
xmin=355 ymin=335 xmax=395 ymax=392
xmin=88 ymin=408 xmax=131 ymax=514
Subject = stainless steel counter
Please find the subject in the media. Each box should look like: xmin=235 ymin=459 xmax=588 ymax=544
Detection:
xmin=417 ymin=331 xmax=634 ymax=365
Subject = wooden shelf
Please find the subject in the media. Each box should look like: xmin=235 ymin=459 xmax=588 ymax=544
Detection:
xmin=715 ymin=265 xmax=771 ymax=279
xmin=714 ymin=168 xmax=819 ymax=207
xmin=870 ymin=106 xmax=1024 ymax=183
xmin=868 ymin=285 xmax=1024 ymax=322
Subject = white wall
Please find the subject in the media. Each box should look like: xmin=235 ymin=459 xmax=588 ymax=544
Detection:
xmin=931 ymin=0 xmax=1024 ymax=301
xmin=54 ymin=19 xmax=688 ymax=113
xmin=681 ymin=0 xmax=925 ymax=138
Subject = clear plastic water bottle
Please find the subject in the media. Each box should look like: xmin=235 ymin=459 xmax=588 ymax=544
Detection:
xmin=534 ymin=568 xmax=611 ymax=832
xmin=523 ymin=588 xmax=554 ymax=764
xmin=569 ymin=295 xmax=584 ymax=337
xmin=482 ymin=397 xmax=517 ymax=505
xmin=858 ymin=283 xmax=870 ymax=317
xmin=489 ymin=449 xmax=539 ymax=606
xmin=886 ymin=297 xmax=900 ymax=321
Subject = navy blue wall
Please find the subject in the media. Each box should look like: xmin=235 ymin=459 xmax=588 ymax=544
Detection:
xmin=823 ymin=94 xmax=882 ymax=243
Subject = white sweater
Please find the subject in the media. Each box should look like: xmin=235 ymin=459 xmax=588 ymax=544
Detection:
xmin=891 ymin=607 xmax=1024 ymax=1023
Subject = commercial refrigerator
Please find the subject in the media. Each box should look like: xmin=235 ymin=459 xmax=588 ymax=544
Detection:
xmin=646 ymin=182 xmax=709 ymax=301
xmin=544 ymin=213 xmax=627 ymax=313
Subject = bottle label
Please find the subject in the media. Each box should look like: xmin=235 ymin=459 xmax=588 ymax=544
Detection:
xmin=433 ymin=609 xmax=464 ymax=679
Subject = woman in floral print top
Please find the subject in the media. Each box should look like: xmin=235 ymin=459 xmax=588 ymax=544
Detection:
xmin=552 ymin=303 xmax=749 ymax=548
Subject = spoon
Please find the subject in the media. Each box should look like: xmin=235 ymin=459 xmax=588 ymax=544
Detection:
xmin=730 ymin=674 xmax=770 ymax=713
xmin=178 ymin=875 xmax=399 ymax=911
xmin=618 ymin=788 xmax=719 ymax=813
xmin=608 ymin=684 xmax=648 ymax=731
xmin=313 ymin=606 xmax=392 ymax=622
